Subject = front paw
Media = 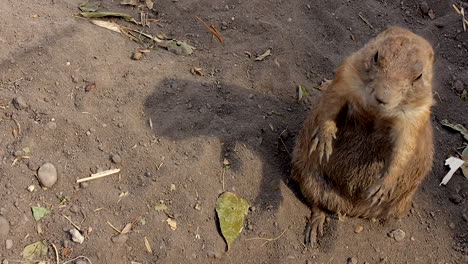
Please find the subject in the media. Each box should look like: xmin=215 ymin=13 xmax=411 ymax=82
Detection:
xmin=365 ymin=177 xmax=397 ymax=206
xmin=309 ymin=121 xmax=337 ymax=163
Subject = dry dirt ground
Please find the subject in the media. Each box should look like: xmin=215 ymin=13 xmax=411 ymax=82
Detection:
xmin=0 ymin=0 xmax=467 ymax=263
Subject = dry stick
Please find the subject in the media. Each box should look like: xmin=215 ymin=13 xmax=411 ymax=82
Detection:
xmin=77 ymin=169 xmax=121 ymax=183
xmin=195 ymin=16 xmax=224 ymax=43
xmin=106 ymin=221 xmax=123 ymax=234
xmin=61 ymin=214 xmax=82 ymax=231
xmin=11 ymin=116 xmax=21 ymax=137
xmin=63 ymin=256 xmax=93 ymax=264
xmin=246 ymin=228 xmax=288 ymax=247
xmin=358 ymin=14 xmax=374 ymax=29
xmin=279 ymin=129 xmax=291 ymax=156
xmin=51 ymin=243 xmax=60 ymax=264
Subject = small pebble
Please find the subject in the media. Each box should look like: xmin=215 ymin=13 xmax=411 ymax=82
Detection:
xmin=69 ymin=228 xmax=84 ymax=244
xmin=111 ymin=234 xmax=128 ymax=244
xmin=388 ymin=229 xmax=406 ymax=242
xmin=0 ymin=217 xmax=10 ymax=236
xmin=354 ymin=225 xmax=364 ymax=233
xmin=37 ymin=163 xmax=58 ymax=188
xmin=5 ymin=239 xmax=13 ymax=250
xmin=420 ymin=2 xmax=429 ymax=14
xmin=79 ymin=182 xmax=89 ymax=189
xmin=448 ymin=222 xmax=456 ymax=229
xmin=69 ymin=204 xmax=80 ymax=213
xmin=46 ymin=121 xmax=57 ymax=130
xmin=13 ymin=96 xmax=28 ymax=110
xmin=111 ymin=154 xmax=122 ymax=164
xmin=449 ymin=194 xmax=463 ymax=205
xmin=27 ymin=185 xmax=35 ymax=192
xmin=347 ymin=257 xmax=358 ymax=264
xmin=28 ymin=161 xmax=39 ymax=171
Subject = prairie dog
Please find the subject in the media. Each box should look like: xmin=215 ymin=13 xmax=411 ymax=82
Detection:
xmin=291 ymin=27 xmax=434 ymax=246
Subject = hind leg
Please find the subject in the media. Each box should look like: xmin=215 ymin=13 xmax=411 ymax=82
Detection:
xmin=304 ymin=206 xmax=326 ymax=247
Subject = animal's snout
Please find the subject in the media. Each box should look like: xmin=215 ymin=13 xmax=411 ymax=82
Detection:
xmin=375 ymin=95 xmax=388 ymax=105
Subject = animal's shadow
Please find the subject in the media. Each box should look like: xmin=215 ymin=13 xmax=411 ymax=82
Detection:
xmin=143 ymin=78 xmax=307 ymax=210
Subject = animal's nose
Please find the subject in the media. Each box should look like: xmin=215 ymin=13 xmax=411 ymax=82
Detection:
xmin=375 ymin=96 xmax=387 ymax=105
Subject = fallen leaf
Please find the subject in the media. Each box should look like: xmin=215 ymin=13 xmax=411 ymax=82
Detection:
xmin=22 ymin=240 xmax=48 ymax=261
xmin=166 ymin=218 xmax=177 ymax=230
xmin=32 ymin=206 xmax=50 ymax=221
xmin=440 ymin=120 xmax=468 ymax=141
xmin=132 ymin=51 xmax=143 ymax=60
xmin=120 ymin=0 xmax=139 ymax=6
xmin=216 ymin=192 xmax=249 ymax=250
xmin=440 ymin=157 xmax=465 ymax=185
xmin=121 ymin=223 xmax=133 ymax=234
xmin=158 ymin=39 xmax=195 ymax=55
xmin=90 ymin=20 xmax=123 ymax=33
xmin=154 ymin=203 xmax=168 ymax=211
xmin=23 ymin=147 xmax=30 ymax=153
xmin=170 ymin=184 xmax=176 ymax=191
xmin=145 ymin=0 xmax=154 ymax=9
xmin=298 ymin=85 xmax=309 ymax=102
xmin=79 ymin=0 xmax=101 ymax=12
xmin=223 ymin=158 xmax=230 ymax=169
xmin=255 ymin=49 xmax=271 ymax=61
xmin=80 ymin=12 xmax=138 ymax=24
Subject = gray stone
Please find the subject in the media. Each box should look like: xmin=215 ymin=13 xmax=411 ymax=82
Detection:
xmin=38 ymin=163 xmax=58 ymax=188
xmin=111 ymin=154 xmax=122 ymax=164
xmin=388 ymin=229 xmax=406 ymax=242
xmin=5 ymin=239 xmax=13 ymax=250
xmin=13 ymin=96 xmax=28 ymax=110
xmin=111 ymin=234 xmax=128 ymax=244
xmin=0 ymin=217 xmax=10 ymax=237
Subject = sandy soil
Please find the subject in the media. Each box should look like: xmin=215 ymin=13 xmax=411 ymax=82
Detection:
xmin=0 ymin=0 xmax=467 ymax=263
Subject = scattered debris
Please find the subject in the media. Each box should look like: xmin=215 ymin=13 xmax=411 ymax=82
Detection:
xmin=121 ymin=223 xmax=133 ymax=234
xmin=428 ymin=9 xmax=436 ymax=19
xmin=441 ymin=157 xmax=465 ymax=185
xmin=76 ymin=168 xmax=121 ymax=183
xmin=354 ymin=225 xmax=364 ymax=234
xmin=120 ymin=0 xmax=139 ymax=6
xmin=145 ymin=0 xmax=154 ymax=10
xmin=22 ymin=240 xmax=48 ymax=261
xmin=112 ymin=234 xmax=129 ymax=244
xmin=32 ymin=206 xmax=50 ymax=221
xmin=166 ymin=218 xmax=177 ymax=230
xmin=132 ymin=50 xmax=144 ymax=60
xmin=13 ymin=96 xmax=28 ymax=110
xmin=70 ymin=228 xmax=85 ymax=244
xmin=255 ymin=49 xmax=271 ymax=61
xmin=196 ymin=16 xmax=224 ymax=43
xmin=170 ymin=184 xmax=176 ymax=191
xmin=191 ymin=67 xmax=205 ymax=76
xmin=216 ymin=192 xmax=249 ymax=250
xmin=89 ymin=20 xmax=195 ymax=55
xmin=0 ymin=216 xmax=10 ymax=236
xmin=246 ymin=228 xmax=288 ymax=247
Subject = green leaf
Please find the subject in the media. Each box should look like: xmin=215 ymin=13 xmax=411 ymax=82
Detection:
xmin=298 ymin=85 xmax=309 ymax=102
xmin=440 ymin=119 xmax=468 ymax=141
xmin=22 ymin=147 xmax=30 ymax=153
xmin=79 ymin=0 xmax=101 ymax=12
xmin=22 ymin=240 xmax=48 ymax=261
xmin=154 ymin=204 xmax=168 ymax=211
xmin=80 ymin=12 xmax=138 ymax=24
xmin=216 ymin=192 xmax=249 ymax=250
xmin=32 ymin=206 xmax=50 ymax=221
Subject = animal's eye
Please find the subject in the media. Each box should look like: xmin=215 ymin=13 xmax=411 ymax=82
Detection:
xmin=373 ymin=51 xmax=379 ymax=63
xmin=414 ymin=73 xmax=423 ymax=82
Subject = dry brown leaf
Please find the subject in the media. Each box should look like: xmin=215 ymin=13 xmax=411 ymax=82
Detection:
xmin=145 ymin=0 xmax=154 ymax=9
xmin=85 ymin=82 xmax=96 ymax=92
xmin=121 ymin=223 xmax=133 ymax=234
xmin=144 ymin=236 xmax=152 ymax=253
xmin=191 ymin=67 xmax=205 ymax=76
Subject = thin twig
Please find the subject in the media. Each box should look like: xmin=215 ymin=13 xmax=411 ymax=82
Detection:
xmin=11 ymin=116 xmax=21 ymax=137
xmin=61 ymin=214 xmax=82 ymax=231
xmin=279 ymin=129 xmax=291 ymax=156
xmin=51 ymin=243 xmax=60 ymax=264
xmin=195 ymin=16 xmax=224 ymax=43
xmin=246 ymin=228 xmax=288 ymax=247
xmin=221 ymin=168 xmax=226 ymax=191
xmin=77 ymin=169 xmax=121 ymax=183
xmin=63 ymin=256 xmax=93 ymax=264
xmin=358 ymin=14 xmax=374 ymax=29
xmin=106 ymin=221 xmax=122 ymax=234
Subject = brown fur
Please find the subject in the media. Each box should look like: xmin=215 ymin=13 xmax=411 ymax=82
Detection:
xmin=291 ymin=27 xmax=435 ymax=246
